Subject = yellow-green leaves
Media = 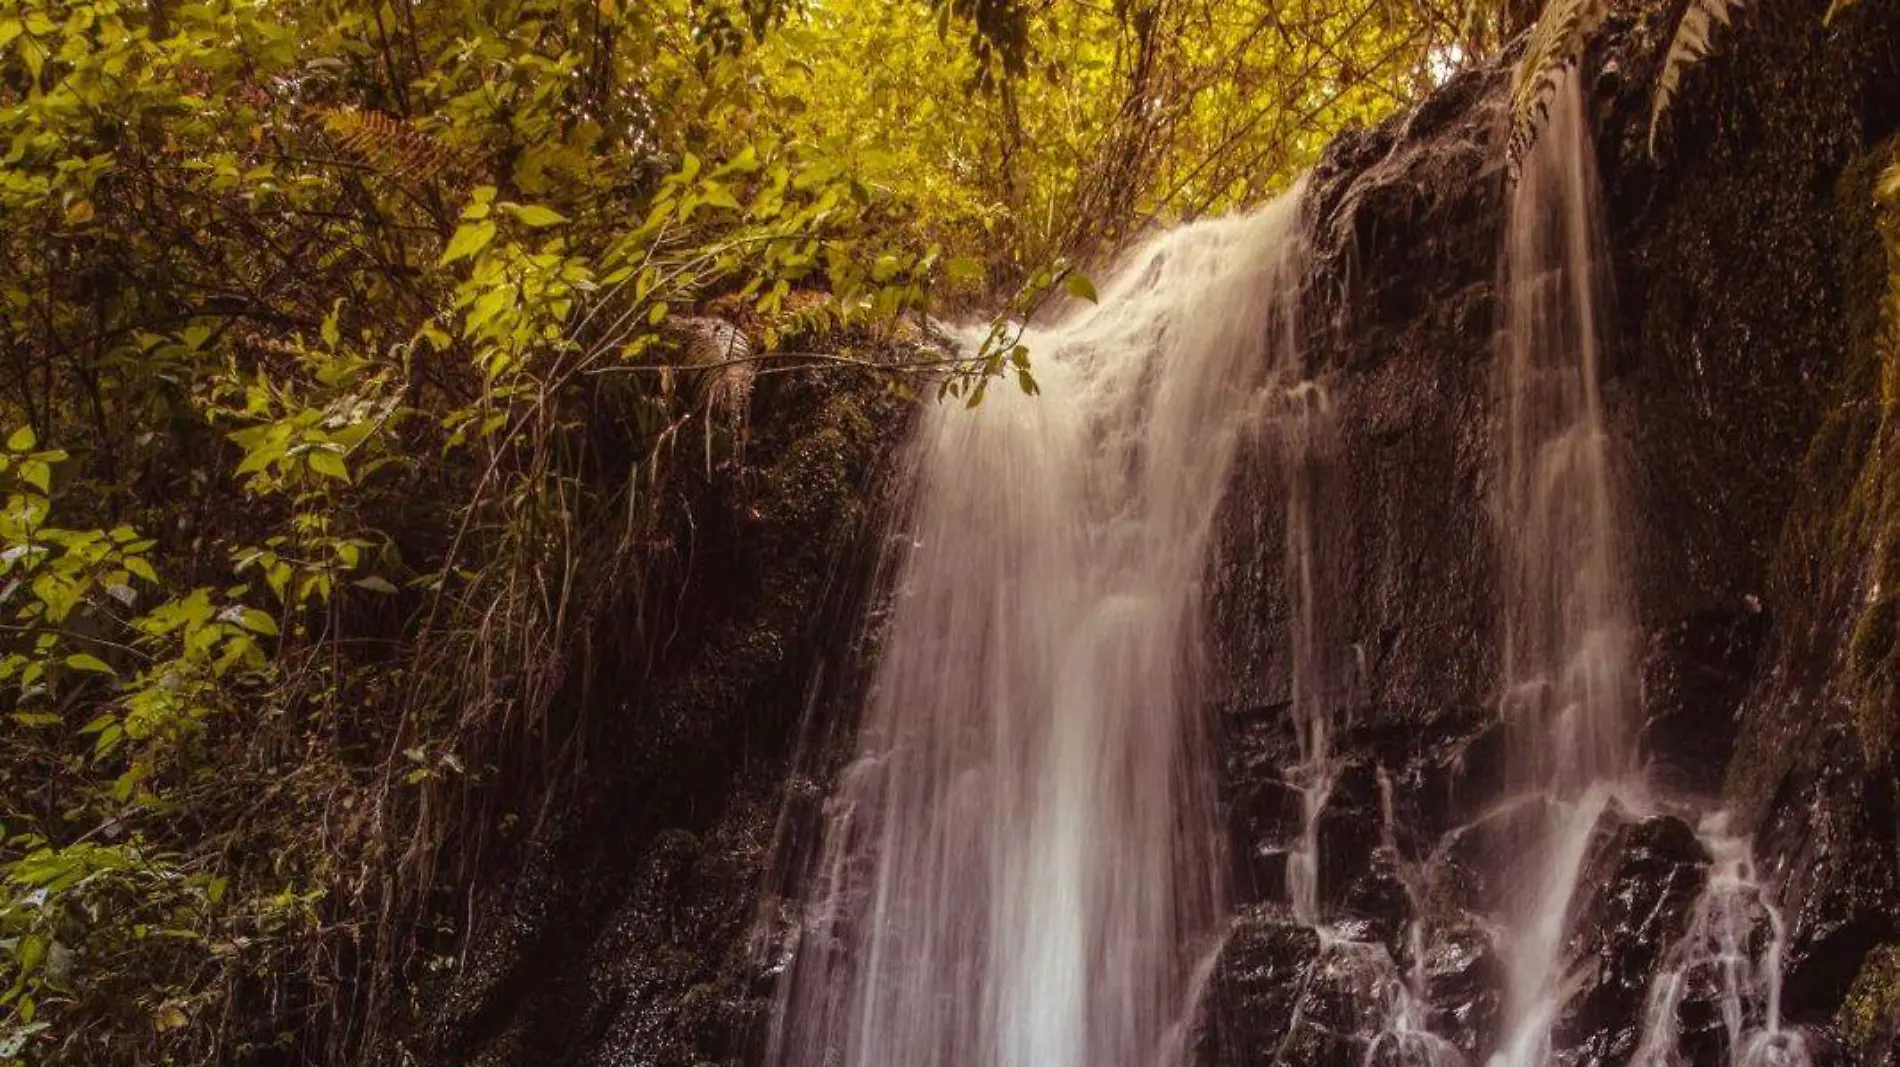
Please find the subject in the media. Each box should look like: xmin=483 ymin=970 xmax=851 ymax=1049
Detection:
xmin=444 ymin=189 xmax=568 ymax=266
xmin=307 ymin=448 xmax=350 ymax=483
xmin=506 ymin=203 xmax=568 ymax=227
xmin=441 ymin=220 xmax=498 ymax=265
xmin=63 ymin=653 xmax=113 ymax=675
xmin=1064 ymin=271 xmax=1098 ymax=304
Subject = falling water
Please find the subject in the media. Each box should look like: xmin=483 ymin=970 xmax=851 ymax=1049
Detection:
xmin=1276 ymin=378 xmax=1345 ymax=927
xmin=1487 ymin=72 xmax=1641 ymax=1067
xmin=767 ymin=187 xmax=1310 ymax=1067
xmin=1368 ymin=771 xmax=1470 ymax=1067
xmin=1629 ymin=815 xmax=1812 ymax=1067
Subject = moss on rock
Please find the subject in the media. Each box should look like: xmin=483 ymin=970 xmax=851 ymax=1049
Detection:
xmin=1772 ymin=140 xmax=1900 ymax=764
xmin=1840 ymin=943 xmax=1900 ymax=1057
xmin=1836 ymin=141 xmax=1900 ymax=762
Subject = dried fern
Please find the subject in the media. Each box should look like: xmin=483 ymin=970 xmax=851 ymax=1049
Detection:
xmin=317 ymin=107 xmax=468 ymax=183
xmin=1647 ymin=0 xmax=1747 ymax=157
xmin=1824 ymin=0 xmax=1864 ymax=24
xmin=1508 ymin=0 xmax=1612 ymax=172
xmin=669 ymin=316 xmax=756 ymax=476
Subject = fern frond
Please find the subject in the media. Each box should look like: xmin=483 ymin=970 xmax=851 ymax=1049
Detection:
xmin=1508 ymin=0 xmax=1613 ymax=173
xmin=1824 ymin=0 xmax=1863 ymax=25
xmin=317 ymin=107 xmax=467 ymax=183
xmin=1647 ymin=0 xmax=1746 ymax=158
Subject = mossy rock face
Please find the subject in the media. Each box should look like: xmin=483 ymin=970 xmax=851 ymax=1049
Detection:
xmin=1840 ymin=945 xmax=1900 ymax=1064
xmin=1778 ymin=140 xmax=1900 ymax=765
xmin=425 ymin=336 xmax=918 ymax=1067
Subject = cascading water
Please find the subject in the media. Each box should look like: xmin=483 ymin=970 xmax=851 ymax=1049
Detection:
xmin=1630 ymin=815 xmax=1810 ymax=1067
xmin=1484 ymin=73 xmax=1808 ymax=1067
xmin=762 ymin=70 xmax=1814 ymax=1067
xmin=766 ymin=187 xmax=1310 ymax=1067
xmin=1487 ymin=72 xmax=1640 ymax=1067
xmin=1276 ymin=379 xmax=1345 ymax=928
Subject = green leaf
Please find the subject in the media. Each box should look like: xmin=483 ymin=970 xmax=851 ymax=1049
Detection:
xmin=1064 ymin=272 xmax=1098 ymax=304
xmin=237 ymin=608 xmax=280 ymax=636
xmin=307 ymin=449 xmax=350 ymax=482
xmin=6 ymin=426 xmax=35 ymax=451
xmin=440 ymin=220 xmax=497 ymax=265
xmin=506 ymin=203 xmax=568 ymax=227
xmin=17 ymin=935 xmax=45 ymax=975
xmin=353 ymin=575 xmax=399 ymax=594
xmin=64 ymin=653 xmax=114 ymax=675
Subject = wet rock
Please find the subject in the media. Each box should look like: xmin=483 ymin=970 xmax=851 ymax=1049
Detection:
xmin=1195 ymin=907 xmax=1325 ymax=1064
xmin=1195 ymin=908 xmax=1418 ymax=1067
xmin=1223 ymin=703 xmax=1307 ymax=901
xmin=1551 ymin=812 xmax=1711 ymax=1067
xmin=1641 ymin=606 xmax=1767 ymax=797
xmin=1341 ymin=845 xmax=1415 ymax=955
xmin=1316 ymin=759 xmax=1385 ymax=911
xmin=1417 ymin=918 xmax=1505 ymax=1059
xmin=1282 ymin=940 xmax=1395 ymax=1067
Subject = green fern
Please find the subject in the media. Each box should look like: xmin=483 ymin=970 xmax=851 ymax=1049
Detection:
xmin=1648 ymin=0 xmax=1747 ymax=157
xmin=1508 ymin=0 xmax=1613 ymax=173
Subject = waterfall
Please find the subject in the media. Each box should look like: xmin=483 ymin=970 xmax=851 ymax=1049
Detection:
xmin=1487 ymin=72 xmax=1640 ymax=1067
xmin=760 ymin=69 xmax=1813 ymax=1067
xmin=1484 ymin=73 xmax=1808 ymax=1067
xmin=767 ymin=185 xmax=1310 ymax=1067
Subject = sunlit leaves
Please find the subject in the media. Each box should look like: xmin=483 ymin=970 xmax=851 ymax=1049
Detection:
xmin=0 ymin=0 xmax=1486 ymax=1060
xmin=442 ymin=221 xmax=498 ymax=265
xmin=1064 ymin=271 xmax=1099 ymax=304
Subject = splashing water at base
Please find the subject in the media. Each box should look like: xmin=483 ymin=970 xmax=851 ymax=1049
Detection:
xmin=766 ymin=186 xmax=1310 ymax=1067
xmin=1629 ymin=814 xmax=1811 ymax=1067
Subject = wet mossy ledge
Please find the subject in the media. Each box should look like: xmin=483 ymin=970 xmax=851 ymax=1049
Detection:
xmin=1812 ymin=139 xmax=1900 ymax=767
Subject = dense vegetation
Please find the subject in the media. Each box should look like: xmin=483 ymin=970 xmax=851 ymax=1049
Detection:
xmin=0 ymin=0 xmax=1497 ymax=1063
xmin=3 ymin=0 xmax=1893 ymax=1061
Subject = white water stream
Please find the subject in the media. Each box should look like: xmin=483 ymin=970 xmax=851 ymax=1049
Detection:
xmin=1486 ymin=70 xmax=1641 ymax=1067
xmin=766 ymin=69 xmax=1809 ymax=1067
xmin=768 ymin=188 xmax=1310 ymax=1067
xmin=1485 ymin=73 xmax=1808 ymax=1067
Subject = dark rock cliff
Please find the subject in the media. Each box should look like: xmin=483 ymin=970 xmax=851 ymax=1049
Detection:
xmin=423 ymin=356 xmax=912 ymax=1067
xmin=1202 ymin=0 xmax=1900 ymax=1063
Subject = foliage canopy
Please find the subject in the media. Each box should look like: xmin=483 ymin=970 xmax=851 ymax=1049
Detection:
xmin=0 ymin=0 xmax=1492 ymax=1062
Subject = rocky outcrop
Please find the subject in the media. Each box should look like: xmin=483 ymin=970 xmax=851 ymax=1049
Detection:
xmin=1200 ymin=0 xmax=1900 ymax=1062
